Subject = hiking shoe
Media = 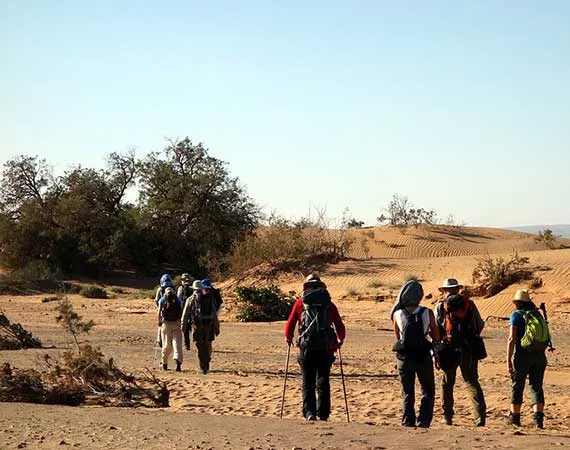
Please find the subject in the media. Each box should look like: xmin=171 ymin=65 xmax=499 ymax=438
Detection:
xmin=508 ymin=413 xmax=521 ymax=427
xmin=162 ymin=363 xmax=168 ymax=371
xmin=317 ymin=417 xmax=328 ymax=422
xmin=175 ymin=361 xmax=182 ymax=372
xmin=475 ymin=418 xmax=485 ymax=427
xmin=416 ymin=422 xmax=430 ymax=428
xmin=442 ymin=416 xmax=453 ymax=426
xmin=533 ymin=412 xmax=544 ymax=430
xmin=305 ymin=414 xmax=316 ymax=421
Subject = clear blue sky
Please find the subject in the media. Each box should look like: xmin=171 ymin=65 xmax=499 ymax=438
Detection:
xmin=2 ymin=1 xmax=569 ymax=227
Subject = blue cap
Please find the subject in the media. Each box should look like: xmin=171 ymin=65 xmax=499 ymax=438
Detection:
xmin=160 ymin=274 xmax=174 ymax=288
xmin=201 ymin=279 xmax=213 ymax=289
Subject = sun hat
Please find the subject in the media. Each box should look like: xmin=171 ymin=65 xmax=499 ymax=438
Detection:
xmin=160 ymin=274 xmax=174 ymax=288
xmin=181 ymin=273 xmax=190 ymax=282
xmin=513 ymin=289 xmax=532 ymax=303
xmin=438 ymin=278 xmax=463 ymax=292
xmin=192 ymin=280 xmax=202 ymax=290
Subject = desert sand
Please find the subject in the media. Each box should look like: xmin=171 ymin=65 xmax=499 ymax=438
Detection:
xmin=2 ymin=226 xmax=570 ymax=449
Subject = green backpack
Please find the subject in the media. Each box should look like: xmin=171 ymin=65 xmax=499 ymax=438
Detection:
xmin=521 ymin=310 xmax=550 ymax=352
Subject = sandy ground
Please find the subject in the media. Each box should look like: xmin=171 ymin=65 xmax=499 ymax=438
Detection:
xmin=2 ymin=227 xmax=570 ymax=449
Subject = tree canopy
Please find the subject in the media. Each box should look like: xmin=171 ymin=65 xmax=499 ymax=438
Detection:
xmin=0 ymin=138 xmax=260 ymax=278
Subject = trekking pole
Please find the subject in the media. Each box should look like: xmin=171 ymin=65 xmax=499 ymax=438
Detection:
xmin=539 ymin=303 xmax=556 ymax=352
xmin=279 ymin=343 xmax=291 ymax=419
xmin=337 ymin=346 xmax=350 ymax=423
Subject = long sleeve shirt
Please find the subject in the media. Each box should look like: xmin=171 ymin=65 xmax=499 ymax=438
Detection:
xmin=284 ymin=298 xmax=346 ymax=350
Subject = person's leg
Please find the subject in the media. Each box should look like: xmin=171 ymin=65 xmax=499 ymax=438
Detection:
xmin=315 ymin=352 xmax=334 ymax=421
xmin=528 ymin=353 xmax=547 ymax=429
xmin=397 ymin=358 xmax=417 ymax=427
xmin=416 ymin=357 xmax=436 ymax=427
xmin=441 ymin=362 xmax=458 ymax=423
xmin=184 ymin=324 xmax=191 ymax=351
xmin=299 ymin=349 xmax=317 ymax=419
xmin=509 ymin=353 xmax=527 ymax=425
xmin=172 ymin=322 xmax=183 ymax=369
xmin=459 ymin=351 xmax=486 ymax=425
xmin=160 ymin=323 xmax=173 ymax=368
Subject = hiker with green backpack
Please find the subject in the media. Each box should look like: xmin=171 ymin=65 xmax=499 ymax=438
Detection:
xmin=507 ymin=289 xmax=551 ymax=429
xmin=391 ymin=280 xmax=440 ymax=428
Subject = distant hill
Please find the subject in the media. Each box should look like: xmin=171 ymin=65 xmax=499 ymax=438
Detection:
xmin=507 ymin=224 xmax=570 ymax=238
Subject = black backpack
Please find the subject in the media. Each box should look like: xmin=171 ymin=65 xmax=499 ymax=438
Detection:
xmin=297 ymin=288 xmax=336 ymax=351
xmin=179 ymin=285 xmax=193 ymax=303
xmin=192 ymin=290 xmax=216 ymax=322
xmin=161 ymin=291 xmax=182 ymax=322
xmin=395 ymin=307 xmax=432 ymax=361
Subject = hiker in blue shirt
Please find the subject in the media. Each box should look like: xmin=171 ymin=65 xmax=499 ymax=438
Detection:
xmin=507 ymin=289 xmax=549 ymax=429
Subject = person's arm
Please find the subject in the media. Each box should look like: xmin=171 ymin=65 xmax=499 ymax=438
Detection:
xmin=155 ymin=288 xmax=161 ymax=306
xmin=507 ymin=325 xmax=517 ymax=375
xmin=393 ymin=316 xmax=401 ymax=340
xmin=329 ymin=302 xmax=346 ymax=344
xmin=284 ymin=300 xmax=302 ymax=344
xmin=471 ymin=301 xmax=485 ymax=333
xmin=180 ymin=299 xmax=190 ymax=330
xmin=428 ymin=309 xmax=440 ymax=342
xmin=157 ymin=299 xmax=163 ymax=327
xmin=434 ymin=302 xmax=445 ymax=336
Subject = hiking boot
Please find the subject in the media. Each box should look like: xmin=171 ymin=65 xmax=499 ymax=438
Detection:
xmin=416 ymin=421 xmax=430 ymax=428
xmin=317 ymin=417 xmax=328 ymax=422
xmin=508 ymin=412 xmax=521 ymax=427
xmin=533 ymin=412 xmax=544 ymax=430
xmin=305 ymin=414 xmax=316 ymax=421
xmin=442 ymin=416 xmax=453 ymax=426
xmin=162 ymin=363 xmax=168 ymax=371
xmin=475 ymin=418 xmax=485 ymax=427
xmin=175 ymin=360 xmax=182 ymax=372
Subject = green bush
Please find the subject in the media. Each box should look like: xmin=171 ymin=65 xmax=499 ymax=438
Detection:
xmin=404 ymin=274 xmax=420 ymax=282
xmin=472 ymin=252 xmax=532 ymax=298
xmin=79 ymin=286 xmax=108 ymax=299
xmin=367 ymin=280 xmax=383 ymax=288
xmin=235 ymin=285 xmax=296 ymax=322
xmin=110 ymin=286 xmax=125 ymax=294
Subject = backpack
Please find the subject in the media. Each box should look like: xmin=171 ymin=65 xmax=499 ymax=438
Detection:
xmin=521 ymin=309 xmax=550 ymax=352
xmin=179 ymin=284 xmax=193 ymax=303
xmin=396 ymin=307 xmax=431 ymax=361
xmin=443 ymin=295 xmax=478 ymax=348
xmin=297 ymin=288 xmax=336 ymax=351
xmin=192 ymin=290 xmax=216 ymax=322
xmin=161 ymin=290 xmax=182 ymax=322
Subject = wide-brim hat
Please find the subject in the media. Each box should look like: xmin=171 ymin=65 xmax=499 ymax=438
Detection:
xmin=513 ymin=289 xmax=532 ymax=303
xmin=192 ymin=280 xmax=202 ymax=290
xmin=438 ymin=278 xmax=463 ymax=292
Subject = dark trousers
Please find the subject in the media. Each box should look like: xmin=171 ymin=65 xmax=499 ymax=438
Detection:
xmin=183 ymin=326 xmax=191 ymax=350
xmin=442 ymin=350 xmax=486 ymax=420
xmin=397 ymin=357 xmax=435 ymax=427
xmin=298 ymin=349 xmax=335 ymax=419
xmin=192 ymin=321 xmax=215 ymax=373
xmin=511 ymin=350 xmax=547 ymax=405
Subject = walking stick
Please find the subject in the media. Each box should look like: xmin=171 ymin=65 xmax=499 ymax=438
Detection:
xmin=279 ymin=343 xmax=291 ymax=419
xmin=539 ymin=303 xmax=556 ymax=352
xmin=337 ymin=346 xmax=350 ymax=423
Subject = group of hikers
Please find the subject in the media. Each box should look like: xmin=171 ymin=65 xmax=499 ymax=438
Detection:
xmin=155 ymin=273 xmax=223 ymax=374
xmin=153 ymin=270 xmax=551 ymax=429
xmin=283 ymin=274 xmax=551 ymax=430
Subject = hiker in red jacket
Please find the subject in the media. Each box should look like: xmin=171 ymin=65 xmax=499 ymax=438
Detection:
xmin=284 ymin=274 xmax=346 ymax=421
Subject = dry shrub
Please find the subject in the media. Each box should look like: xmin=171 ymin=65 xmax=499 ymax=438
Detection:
xmin=79 ymin=285 xmax=108 ymax=299
xmin=0 ymin=346 xmax=169 ymax=407
xmin=472 ymin=252 xmax=533 ymax=298
xmin=0 ymin=311 xmax=42 ymax=350
xmin=229 ymin=212 xmax=353 ymax=276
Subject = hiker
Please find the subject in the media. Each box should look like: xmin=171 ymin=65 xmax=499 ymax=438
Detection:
xmin=201 ymin=278 xmax=224 ymax=315
xmin=284 ymin=274 xmax=346 ymax=421
xmin=434 ymin=278 xmax=487 ymax=426
xmin=507 ymin=289 xmax=549 ymax=429
xmin=154 ymin=274 xmax=175 ymax=347
xmin=155 ymin=274 xmax=174 ymax=306
xmin=181 ymin=279 xmax=220 ymax=374
xmin=177 ymin=273 xmax=195 ymax=350
xmin=157 ymin=287 xmax=184 ymax=371
xmin=391 ymin=280 xmax=440 ymax=428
